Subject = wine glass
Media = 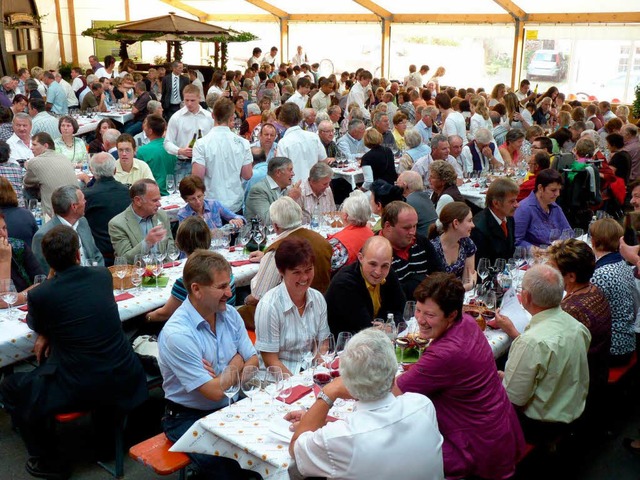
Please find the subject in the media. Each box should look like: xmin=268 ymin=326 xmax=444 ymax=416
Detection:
xmin=335 ymin=332 xmax=352 ymax=358
xmin=513 ymin=246 xmax=527 ymax=267
xmin=573 ymin=228 xmax=584 ymax=239
xmin=312 ymin=368 xmax=332 ymax=397
xmin=560 ymin=228 xmax=573 ymax=241
xmin=395 ymin=321 xmax=409 ymax=365
xmin=319 ymin=334 xmax=336 ymax=368
xmin=152 ymin=257 xmax=164 ymax=289
xmin=167 ymin=242 xmax=180 ymax=265
xmin=1 ymin=279 xmax=18 ymax=320
xmin=114 ymin=256 xmax=128 ymax=293
xmin=494 ymin=258 xmax=506 ymax=274
xmin=221 ymin=365 xmax=240 ymax=420
xmin=276 ymin=373 xmax=293 ymax=412
xmin=301 ymin=336 xmax=318 ymax=383
xmin=484 ymin=290 xmax=497 ymax=311
xmin=130 ymin=269 xmax=142 ymax=293
xmin=238 ymin=224 xmax=252 ymax=248
xmin=403 ymin=301 xmax=416 ymax=324
xmin=166 ymin=174 xmax=176 ymax=195
xmin=265 ymin=366 xmax=283 ymax=415
xmin=548 ymin=228 xmax=561 ymax=245
xmin=477 ymin=258 xmax=490 ymax=294
xmin=33 ymin=274 xmax=47 ymax=287
xmin=156 ymin=242 xmax=167 ymax=264
xmin=241 ymin=366 xmax=260 ymax=418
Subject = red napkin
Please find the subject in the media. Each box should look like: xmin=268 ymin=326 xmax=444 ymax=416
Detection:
xmin=163 ymin=261 xmax=181 ymax=268
xmin=162 ymin=204 xmax=180 ymax=210
xmin=520 ymin=264 xmax=529 ymax=271
xmin=279 ymin=385 xmax=312 ymax=404
xmin=114 ymin=292 xmax=135 ymax=302
xmin=230 ymin=260 xmax=252 ymax=267
xmin=18 ymin=305 xmax=28 ymax=312
xmin=330 ymin=358 xmax=340 ymax=369
xmin=342 ymin=168 xmax=356 ymax=172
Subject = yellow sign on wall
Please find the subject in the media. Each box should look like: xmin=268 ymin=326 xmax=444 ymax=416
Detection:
xmin=526 ymin=30 xmax=538 ymax=40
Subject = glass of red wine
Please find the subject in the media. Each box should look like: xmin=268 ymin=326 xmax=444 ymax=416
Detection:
xmin=313 ymin=371 xmax=333 ymax=399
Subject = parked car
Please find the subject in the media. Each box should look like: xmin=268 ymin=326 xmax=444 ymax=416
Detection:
xmin=527 ymin=50 xmax=568 ymax=81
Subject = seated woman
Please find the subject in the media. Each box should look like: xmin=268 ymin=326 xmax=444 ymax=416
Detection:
xmin=88 ymin=118 xmax=116 ymax=154
xmin=0 ymin=212 xmax=44 ymax=307
xmin=589 ymin=218 xmax=636 ymax=366
xmin=546 ymin=239 xmax=611 ymax=405
xmin=327 ymin=190 xmax=373 ymax=272
xmin=361 ymin=128 xmax=397 ymax=190
xmin=393 ymin=273 xmax=524 ymax=479
xmin=0 ymin=140 xmax=24 ymax=205
xmin=145 ymin=217 xmax=236 ymax=323
xmin=54 ymin=116 xmax=89 ymax=166
xmin=514 ymin=168 xmax=571 ymax=248
xmin=429 ymin=160 xmax=465 ymax=215
xmin=177 ymin=175 xmax=245 ymax=230
xmin=498 ymin=128 xmax=525 ymax=168
xmin=369 ymin=179 xmax=404 ymax=233
xmin=398 ymin=128 xmax=431 ymax=173
xmin=254 ymin=237 xmax=330 ymax=375
xmin=0 ymin=177 xmax=37 ymax=246
xmin=391 ymin=111 xmax=408 ymax=151
xmin=428 ymin=202 xmax=476 ymax=291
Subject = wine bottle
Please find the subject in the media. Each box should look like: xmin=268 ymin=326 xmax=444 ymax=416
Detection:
xmin=188 ymin=133 xmax=197 ymax=148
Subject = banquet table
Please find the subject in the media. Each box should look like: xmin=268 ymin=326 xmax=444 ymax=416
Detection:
xmin=458 ymin=182 xmax=487 ymax=209
xmin=160 ymin=193 xmax=186 ymax=222
xmin=331 ymin=166 xmax=363 ymax=189
xmin=73 ymin=111 xmax=135 ymax=136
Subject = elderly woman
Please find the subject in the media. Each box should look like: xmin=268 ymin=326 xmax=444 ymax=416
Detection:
xmin=391 ymin=111 xmax=408 ymax=151
xmin=287 ymin=328 xmax=444 ymax=479
xmin=589 ymin=218 xmax=637 ymax=366
xmin=394 ymin=273 xmax=524 ymax=479
xmin=0 ymin=212 xmax=44 ymax=307
xmin=0 ymin=140 xmax=24 ymax=204
xmin=369 ymin=180 xmax=404 ymax=233
xmin=54 ymin=116 xmax=89 ymax=166
xmin=327 ymin=190 xmax=373 ymax=272
xmin=146 ymin=216 xmax=236 ymax=323
xmin=177 ymin=175 xmax=245 ymax=230
xmin=498 ymin=128 xmax=525 ymax=168
xmin=0 ymin=176 xmax=36 ymax=246
xmin=429 ymin=160 xmax=465 ymax=215
xmin=88 ymin=118 xmax=116 ymax=154
xmin=547 ymin=239 xmax=611 ymax=401
xmin=514 ymin=168 xmax=571 ymax=248
xmin=398 ymin=128 xmax=431 ymax=173
xmin=428 ymin=202 xmax=476 ymax=290
xmin=361 ymin=128 xmax=397 ymax=189
xmin=254 ymin=237 xmax=330 ymax=375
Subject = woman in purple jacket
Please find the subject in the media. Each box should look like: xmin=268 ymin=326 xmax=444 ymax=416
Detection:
xmin=394 ymin=273 xmax=524 ymax=480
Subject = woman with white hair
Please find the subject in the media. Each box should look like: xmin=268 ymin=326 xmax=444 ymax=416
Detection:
xmin=287 ymin=328 xmax=444 ymax=480
xmin=398 ymin=127 xmax=431 ymax=173
xmin=327 ymin=190 xmax=373 ymax=272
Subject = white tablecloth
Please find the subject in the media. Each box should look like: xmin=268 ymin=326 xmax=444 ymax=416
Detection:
xmin=160 ymin=193 xmax=186 ymax=223
xmin=75 ymin=116 xmax=101 ymax=136
xmin=458 ymin=183 xmax=487 ymax=209
xmin=332 ymin=167 xmax=363 ymax=190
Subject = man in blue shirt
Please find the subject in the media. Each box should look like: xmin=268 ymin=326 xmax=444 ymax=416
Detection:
xmin=42 ymin=71 xmax=68 ymax=115
xmin=158 ymin=250 xmax=259 ymax=479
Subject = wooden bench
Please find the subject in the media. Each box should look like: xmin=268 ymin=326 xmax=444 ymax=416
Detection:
xmin=129 ymin=432 xmax=190 ymax=479
xmin=608 ymin=351 xmax=637 ymax=384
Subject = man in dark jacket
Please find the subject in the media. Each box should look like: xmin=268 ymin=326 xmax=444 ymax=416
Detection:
xmin=325 ymin=236 xmax=405 ymax=335
xmin=0 ymin=225 xmax=147 ymax=478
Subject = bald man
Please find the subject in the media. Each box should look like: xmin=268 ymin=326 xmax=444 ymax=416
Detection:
xmin=325 ymin=236 xmax=406 ymax=336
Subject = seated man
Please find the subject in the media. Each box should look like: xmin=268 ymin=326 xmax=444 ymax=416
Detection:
xmin=84 ymin=153 xmax=131 ymax=266
xmin=295 ymin=162 xmax=335 ymax=224
xmin=325 ymin=236 xmax=405 ymax=335
xmin=395 ymin=170 xmax=437 ymax=238
xmin=158 ymin=250 xmax=259 ymax=479
xmin=378 ymin=201 xmax=444 ymax=300
xmin=412 ymin=134 xmax=463 ymax=185
xmin=470 ymin=177 xmax=520 ymax=265
xmin=286 ymin=328 xmax=444 ymax=480
xmin=108 ymin=178 xmax=173 ymax=263
xmin=494 ymin=264 xmax=591 ymax=443
xmin=244 ymin=156 xmax=301 ymax=222
xmin=336 ymin=118 xmax=366 ymax=161
xmin=114 ymin=134 xmax=155 ymax=187
xmin=23 ymin=132 xmax=78 ymax=218
xmin=244 ymin=197 xmax=331 ymax=309
xmin=0 ymin=225 xmax=147 ymax=478
xmin=460 ymin=128 xmax=504 ymax=173
xmin=32 ymin=185 xmax=103 ymax=271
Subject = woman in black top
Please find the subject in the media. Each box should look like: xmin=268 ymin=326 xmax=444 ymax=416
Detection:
xmin=361 ymin=127 xmax=397 ymax=189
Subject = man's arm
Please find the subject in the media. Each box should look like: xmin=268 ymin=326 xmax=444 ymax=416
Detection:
xmin=502 ymin=337 xmax=539 ymax=407
xmin=240 ymin=163 xmax=253 ymax=181
xmin=244 ymin=184 xmax=271 ymax=222
xmin=191 ymin=162 xmax=205 ymax=179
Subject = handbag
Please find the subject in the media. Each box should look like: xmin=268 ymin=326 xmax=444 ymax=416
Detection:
xmin=132 ymin=334 xmax=161 ymax=375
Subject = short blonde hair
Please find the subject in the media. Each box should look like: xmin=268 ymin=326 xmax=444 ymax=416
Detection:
xmin=363 ymin=128 xmax=383 ymax=149
xmin=589 ymin=218 xmax=623 ymax=253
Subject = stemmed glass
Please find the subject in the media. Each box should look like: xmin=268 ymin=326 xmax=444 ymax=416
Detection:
xmin=477 ymin=258 xmax=490 ymax=294
xmin=114 ymin=256 xmax=128 ymax=293
xmin=513 ymin=246 xmax=527 ymax=267
xmin=301 ymin=336 xmax=318 ymax=383
xmin=335 ymin=332 xmax=351 ymax=359
xmin=403 ymin=301 xmax=416 ymax=324
xmin=221 ymin=365 xmax=240 ymax=421
xmin=241 ymin=366 xmax=261 ymax=419
xmin=276 ymin=373 xmax=293 ymax=412
xmin=33 ymin=274 xmax=47 ymax=287
xmin=152 ymin=255 xmax=164 ymax=289
xmin=265 ymin=366 xmax=283 ymax=416
xmin=156 ymin=242 xmax=167 ymax=265
xmin=395 ymin=321 xmax=409 ymax=365
xmin=494 ymin=258 xmax=506 ymax=274
xmin=319 ymin=334 xmax=336 ymax=368
xmin=507 ymin=258 xmax=518 ymax=289
xmin=166 ymin=243 xmax=180 ymax=266
xmin=548 ymin=228 xmax=561 ymax=245
xmin=484 ymin=290 xmax=497 ymax=311
xmin=573 ymin=228 xmax=584 ymax=239
xmin=1 ymin=279 xmax=18 ymax=320
xmin=166 ymin=175 xmax=176 ymax=195
xmin=133 ymin=254 xmax=145 ymax=293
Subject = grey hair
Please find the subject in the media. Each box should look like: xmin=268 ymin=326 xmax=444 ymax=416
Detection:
xmin=302 ymin=108 xmax=316 ymax=120
xmin=51 ymin=184 xmax=81 ymax=216
xmin=147 ymin=100 xmax=162 ymax=115
xmin=475 ymin=128 xmax=493 ymax=144
xmin=269 ymin=196 xmax=302 ymax=229
xmin=309 ymin=162 xmax=333 ymax=181
xmin=103 ymin=128 xmax=120 ymax=146
xmin=522 ymin=264 xmax=564 ymax=308
xmin=267 ymin=156 xmax=293 ymax=176
xmin=246 ymin=103 xmax=261 ymax=115
xmin=399 ymin=170 xmax=423 ymax=192
xmin=423 ymin=105 xmax=438 ymax=118
xmin=90 ymin=152 xmax=117 ymax=178
xmin=86 ymin=74 xmax=97 ymax=84
xmin=349 ymin=107 xmax=364 ymax=121
xmin=341 ymin=190 xmax=370 ymax=226
xmin=348 ymin=119 xmax=365 ymax=133
xmin=404 ymin=128 xmax=422 ymax=149
xmin=12 ymin=112 xmax=32 ymax=125
xmin=315 ymin=112 xmax=330 ymax=124
xmin=340 ymin=328 xmax=398 ymax=401
xmin=430 ymin=133 xmax=448 ymax=151
xmin=0 ymin=76 xmax=12 ymax=86
xmin=205 ymin=92 xmax=220 ymax=109
xmin=372 ymin=110 xmax=388 ymax=125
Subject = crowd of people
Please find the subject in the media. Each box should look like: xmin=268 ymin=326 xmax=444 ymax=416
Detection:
xmin=0 ymin=48 xmax=639 ymax=480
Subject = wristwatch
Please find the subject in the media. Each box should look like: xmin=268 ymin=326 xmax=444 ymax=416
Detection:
xmin=317 ymin=390 xmax=334 ymax=408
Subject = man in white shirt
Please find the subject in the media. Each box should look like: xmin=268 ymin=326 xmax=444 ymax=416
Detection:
xmin=261 ymin=46 xmax=278 ymax=66
xmin=515 ymin=79 xmax=536 ymax=106
xmin=285 ymin=76 xmax=311 ymax=111
xmin=192 ymin=98 xmax=252 ymax=213
xmin=460 ymin=128 xmax=504 ymax=173
xmin=247 ymin=47 xmax=262 ymax=68
xmin=346 ymin=70 xmax=373 ymax=121
xmin=412 ymin=134 xmax=464 ymax=185
xmin=287 ymin=328 xmax=444 ymax=480
xmin=7 ymin=113 xmax=33 ymax=165
xmin=404 ymin=64 xmax=423 ymax=89
xmin=55 ymin=72 xmax=79 ymax=109
xmin=93 ymin=55 xmax=116 ymax=79
xmin=164 ymin=84 xmax=214 ymax=178
xmin=295 ymin=162 xmax=335 ymax=224
xmin=291 ymin=45 xmax=308 ymax=67
xmin=276 ymin=103 xmax=327 ymax=183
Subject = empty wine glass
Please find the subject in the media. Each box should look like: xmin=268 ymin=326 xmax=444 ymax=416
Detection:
xmin=167 ymin=242 xmax=180 ymax=265
xmin=403 ymin=301 xmax=416 ymax=323
xmin=395 ymin=321 xmax=409 ymax=365
xmin=484 ymin=290 xmax=497 ymax=311
xmin=114 ymin=256 xmax=128 ymax=293
xmin=560 ymin=228 xmax=573 ymax=241
xmin=156 ymin=242 xmax=167 ymax=264
xmin=33 ymin=274 xmax=47 ymax=287
xmin=166 ymin=174 xmax=176 ymax=195
xmin=335 ymin=332 xmax=352 ymax=358
xmin=152 ymin=257 xmax=164 ymax=289
xmin=276 ymin=373 xmax=293 ymax=412
xmin=513 ymin=246 xmax=527 ymax=267
xmin=573 ymin=228 xmax=584 ymax=239
xmin=319 ymin=334 xmax=336 ymax=368
xmin=1 ymin=279 xmax=18 ymax=320
xmin=301 ymin=336 xmax=318 ymax=383
xmin=494 ymin=258 xmax=506 ymax=274
xmin=241 ymin=366 xmax=260 ymax=419
xmin=130 ymin=269 xmax=142 ymax=293
xmin=265 ymin=366 xmax=283 ymax=415
xmin=548 ymin=228 xmax=561 ymax=245
xmin=221 ymin=365 xmax=240 ymax=421
xmin=477 ymin=258 xmax=490 ymax=294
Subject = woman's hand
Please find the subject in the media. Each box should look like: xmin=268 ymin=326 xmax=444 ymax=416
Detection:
xmin=229 ymin=218 xmax=244 ymax=229
xmin=0 ymin=236 xmax=12 ymax=263
xmin=249 ymin=251 xmax=264 ymax=263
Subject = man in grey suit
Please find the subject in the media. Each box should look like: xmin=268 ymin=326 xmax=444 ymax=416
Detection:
xmin=395 ymin=170 xmax=437 ymax=238
xmin=244 ymin=156 xmax=301 ymax=222
xmin=108 ymin=178 xmax=173 ymax=263
xmin=32 ymin=185 xmax=104 ymax=272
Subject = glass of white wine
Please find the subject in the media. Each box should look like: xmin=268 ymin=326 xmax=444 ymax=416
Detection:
xmin=0 ymin=279 xmax=18 ymax=320
xmin=114 ymin=256 xmax=128 ymax=293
